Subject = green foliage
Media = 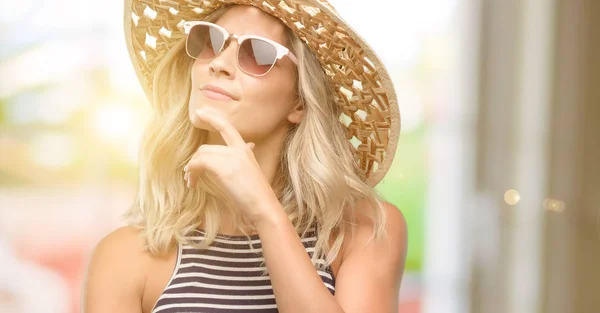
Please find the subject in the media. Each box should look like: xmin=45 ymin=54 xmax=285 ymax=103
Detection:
xmin=376 ymin=124 xmax=427 ymax=272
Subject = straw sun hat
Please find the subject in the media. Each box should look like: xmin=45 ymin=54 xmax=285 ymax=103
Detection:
xmin=123 ymin=0 xmax=400 ymax=187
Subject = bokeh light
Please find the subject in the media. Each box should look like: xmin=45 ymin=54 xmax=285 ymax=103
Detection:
xmin=504 ymin=189 xmax=521 ymax=206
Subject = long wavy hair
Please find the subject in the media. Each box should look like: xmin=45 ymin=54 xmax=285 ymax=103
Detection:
xmin=125 ymin=4 xmax=388 ymax=272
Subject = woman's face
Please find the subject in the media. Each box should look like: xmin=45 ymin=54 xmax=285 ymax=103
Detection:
xmin=188 ymin=5 xmax=302 ymax=145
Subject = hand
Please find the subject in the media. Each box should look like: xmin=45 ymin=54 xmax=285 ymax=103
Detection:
xmin=184 ymin=107 xmax=280 ymax=225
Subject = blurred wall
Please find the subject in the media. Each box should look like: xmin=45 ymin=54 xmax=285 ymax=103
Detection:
xmin=471 ymin=0 xmax=600 ymax=312
xmin=549 ymin=0 xmax=600 ymax=312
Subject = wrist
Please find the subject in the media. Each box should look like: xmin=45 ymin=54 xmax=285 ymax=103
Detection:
xmin=253 ymin=198 xmax=288 ymax=231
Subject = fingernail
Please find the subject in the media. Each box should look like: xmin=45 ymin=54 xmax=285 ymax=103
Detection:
xmin=187 ymin=180 xmax=191 ymax=189
xmin=184 ymin=165 xmax=188 ymax=172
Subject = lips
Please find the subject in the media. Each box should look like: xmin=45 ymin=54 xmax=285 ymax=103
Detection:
xmin=200 ymin=84 xmax=237 ymax=101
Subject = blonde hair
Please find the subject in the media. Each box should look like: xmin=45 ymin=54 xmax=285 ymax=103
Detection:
xmin=125 ymin=5 xmax=388 ymax=272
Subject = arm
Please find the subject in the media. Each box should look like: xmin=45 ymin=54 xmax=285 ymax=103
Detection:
xmin=256 ymin=200 xmax=408 ymax=313
xmin=81 ymin=226 xmax=148 ymax=313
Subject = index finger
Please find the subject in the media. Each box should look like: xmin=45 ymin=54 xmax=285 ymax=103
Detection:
xmin=195 ymin=108 xmax=246 ymax=147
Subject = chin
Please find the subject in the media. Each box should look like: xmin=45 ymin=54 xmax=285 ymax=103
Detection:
xmin=188 ymin=110 xmax=207 ymax=130
xmin=190 ymin=118 xmax=213 ymax=132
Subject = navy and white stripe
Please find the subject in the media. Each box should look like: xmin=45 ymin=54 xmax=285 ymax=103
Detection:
xmin=151 ymin=228 xmax=336 ymax=313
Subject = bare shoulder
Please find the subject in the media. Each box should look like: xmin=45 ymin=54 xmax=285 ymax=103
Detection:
xmin=380 ymin=201 xmax=408 ymax=250
xmin=334 ymin=200 xmax=408 ymax=313
xmin=344 ymin=200 xmax=408 ymax=255
xmin=82 ymin=225 xmax=149 ymax=313
xmin=94 ymin=225 xmax=147 ymax=255
xmin=88 ymin=225 xmax=150 ymax=272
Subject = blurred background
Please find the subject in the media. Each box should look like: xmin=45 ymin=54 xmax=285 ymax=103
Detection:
xmin=0 ymin=0 xmax=598 ymax=312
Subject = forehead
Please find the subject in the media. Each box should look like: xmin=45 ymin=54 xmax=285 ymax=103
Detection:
xmin=215 ymin=5 xmax=287 ymax=44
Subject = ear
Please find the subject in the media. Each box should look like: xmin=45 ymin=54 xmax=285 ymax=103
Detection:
xmin=287 ymin=101 xmax=305 ymax=124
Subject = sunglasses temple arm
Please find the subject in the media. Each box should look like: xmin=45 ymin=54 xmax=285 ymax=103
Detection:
xmin=286 ymin=51 xmax=298 ymax=65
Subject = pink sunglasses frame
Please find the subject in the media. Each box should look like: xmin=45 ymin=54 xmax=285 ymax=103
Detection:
xmin=183 ymin=21 xmax=298 ymax=76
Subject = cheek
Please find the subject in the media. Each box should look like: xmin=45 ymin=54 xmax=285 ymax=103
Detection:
xmin=242 ymin=72 xmax=296 ymax=112
xmin=189 ymin=62 xmax=207 ymax=96
xmin=230 ymin=73 xmax=296 ymax=139
xmin=188 ymin=92 xmax=202 ymax=127
xmin=188 ymin=62 xmax=210 ymax=122
xmin=190 ymin=59 xmax=208 ymax=84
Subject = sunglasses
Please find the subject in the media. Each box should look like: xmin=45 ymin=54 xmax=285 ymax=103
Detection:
xmin=183 ymin=21 xmax=298 ymax=76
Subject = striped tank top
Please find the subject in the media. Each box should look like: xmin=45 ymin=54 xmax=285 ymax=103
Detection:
xmin=151 ymin=227 xmax=336 ymax=313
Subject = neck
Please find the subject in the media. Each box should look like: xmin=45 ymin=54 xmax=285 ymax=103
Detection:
xmin=201 ymin=125 xmax=289 ymax=235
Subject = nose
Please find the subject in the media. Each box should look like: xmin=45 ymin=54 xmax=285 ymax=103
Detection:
xmin=209 ymin=39 xmax=238 ymax=78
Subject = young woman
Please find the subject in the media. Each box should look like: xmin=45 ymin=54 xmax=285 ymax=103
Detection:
xmin=83 ymin=1 xmax=406 ymax=312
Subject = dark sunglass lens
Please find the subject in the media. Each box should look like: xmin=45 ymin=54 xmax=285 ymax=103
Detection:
xmin=238 ymin=38 xmax=278 ymax=75
xmin=187 ymin=25 xmax=225 ymax=59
